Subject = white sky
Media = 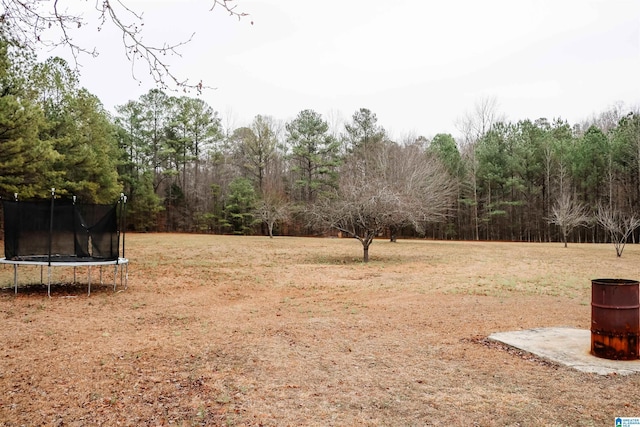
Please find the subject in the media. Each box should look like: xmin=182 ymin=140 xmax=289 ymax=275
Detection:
xmin=42 ymin=0 xmax=640 ymax=139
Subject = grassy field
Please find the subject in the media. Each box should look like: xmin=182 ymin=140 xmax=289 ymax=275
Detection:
xmin=1 ymin=234 xmax=639 ymax=426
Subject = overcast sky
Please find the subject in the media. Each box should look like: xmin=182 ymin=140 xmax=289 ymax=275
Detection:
xmin=45 ymin=0 xmax=640 ymax=139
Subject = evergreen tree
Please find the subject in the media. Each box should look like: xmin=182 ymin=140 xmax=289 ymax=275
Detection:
xmin=0 ymin=35 xmax=56 ymax=198
xmin=223 ymin=177 xmax=257 ymax=235
xmin=30 ymin=57 xmax=122 ymax=202
xmin=114 ymin=99 xmax=163 ymax=230
xmin=232 ymin=115 xmax=279 ymax=195
xmin=285 ymin=109 xmax=340 ymax=205
xmin=165 ymin=96 xmax=222 ymax=228
xmin=343 ymin=108 xmax=386 ymax=178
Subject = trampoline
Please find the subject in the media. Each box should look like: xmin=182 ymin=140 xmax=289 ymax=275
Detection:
xmin=0 ymin=189 xmax=129 ymax=296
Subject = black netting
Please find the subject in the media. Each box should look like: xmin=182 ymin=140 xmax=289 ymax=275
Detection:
xmin=3 ymin=198 xmax=121 ymax=262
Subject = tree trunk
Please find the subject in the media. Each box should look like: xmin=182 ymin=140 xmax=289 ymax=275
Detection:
xmin=362 ymin=234 xmax=374 ymax=263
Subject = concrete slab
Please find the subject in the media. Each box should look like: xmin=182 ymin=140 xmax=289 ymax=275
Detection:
xmin=488 ymin=327 xmax=640 ymax=376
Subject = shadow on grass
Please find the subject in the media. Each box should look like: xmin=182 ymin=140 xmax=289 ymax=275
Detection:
xmin=310 ymin=255 xmax=367 ymax=265
xmin=306 ymin=253 xmax=430 ymax=265
xmin=0 ymin=281 xmax=122 ymax=297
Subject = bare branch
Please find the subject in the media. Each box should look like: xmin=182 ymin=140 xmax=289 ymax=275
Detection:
xmin=255 ymin=194 xmax=290 ymax=238
xmin=0 ymin=0 xmax=249 ymax=92
xmin=548 ymin=192 xmax=589 ymax=248
xmin=210 ymin=0 xmax=248 ymax=20
xmin=0 ymin=0 xmax=94 ymax=61
xmin=100 ymin=1 xmax=199 ymax=91
xmin=595 ymin=205 xmax=640 ymax=257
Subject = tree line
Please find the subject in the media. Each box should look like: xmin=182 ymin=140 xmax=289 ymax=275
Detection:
xmin=1 ymin=38 xmax=639 ymax=250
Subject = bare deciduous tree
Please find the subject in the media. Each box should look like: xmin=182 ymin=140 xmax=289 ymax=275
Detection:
xmin=255 ymin=195 xmax=290 ymax=238
xmin=382 ymin=142 xmax=455 ymax=235
xmin=255 ymin=168 xmax=289 ymax=238
xmin=309 ymin=178 xmax=396 ymax=262
xmin=595 ymin=205 xmax=640 ymax=257
xmin=548 ymin=192 xmax=589 ymax=248
xmin=0 ymin=0 xmax=248 ymax=91
xmin=308 ymin=141 xmax=455 ymax=262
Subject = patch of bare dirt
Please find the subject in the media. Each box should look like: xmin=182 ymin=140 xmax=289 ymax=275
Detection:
xmin=0 ymin=235 xmax=639 ymax=426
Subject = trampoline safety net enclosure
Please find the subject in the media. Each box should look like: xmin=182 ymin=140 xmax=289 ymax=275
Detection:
xmin=0 ymin=191 xmax=128 ymax=296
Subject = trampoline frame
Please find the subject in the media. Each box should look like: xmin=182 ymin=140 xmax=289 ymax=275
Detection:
xmin=0 ymin=257 xmax=129 ymax=296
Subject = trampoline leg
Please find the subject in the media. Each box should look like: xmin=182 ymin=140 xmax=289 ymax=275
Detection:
xmin=100 ymin=266 xmax=103 ymax=285
xmin=40 ymin=266 xmax=43 ymax=284
xmin=13 ymin=264 xmax=17 ymax=294
xmin=113 ymin=265 xmax=118 ymax=292
xmin=125 ymin=263 xmax=129 ymax=290
xmin=88 ymin=266 xmax=91 ymax=296
xmin=47 ymin=266 xmax=51 ymax=298
xmin=73 ymin=267 xmax=76 ymax=284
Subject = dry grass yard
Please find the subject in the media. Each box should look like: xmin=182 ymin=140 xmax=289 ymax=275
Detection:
xmin=1 ymin=234 xmax=640 ymax=426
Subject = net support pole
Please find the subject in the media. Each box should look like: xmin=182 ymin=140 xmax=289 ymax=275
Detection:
xmin=11 ymin=193 xmax=18 ymax=294
xmin=47 ymin=188 xmax=55 ymax=298
xmin=48 ymin=188 xmax=54 ymax=264
xmin=118 ymin=194 xmax=129 ymax=291
xmin=72 ymin=195 xmax=77 ymax=258
xmin=121 ymin=195 xmax=127 ymax=260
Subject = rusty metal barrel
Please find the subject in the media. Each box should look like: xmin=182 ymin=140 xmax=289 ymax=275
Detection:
xmin=591 ymin=278 xmax=640 ymax=360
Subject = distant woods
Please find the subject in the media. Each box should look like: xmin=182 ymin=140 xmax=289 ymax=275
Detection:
xmin=1 ymin=40 xmax=639 ymax=245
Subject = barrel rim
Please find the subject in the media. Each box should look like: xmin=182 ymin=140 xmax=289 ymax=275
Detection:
xmin=592 ymin=278 xmax=639 ymax=286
